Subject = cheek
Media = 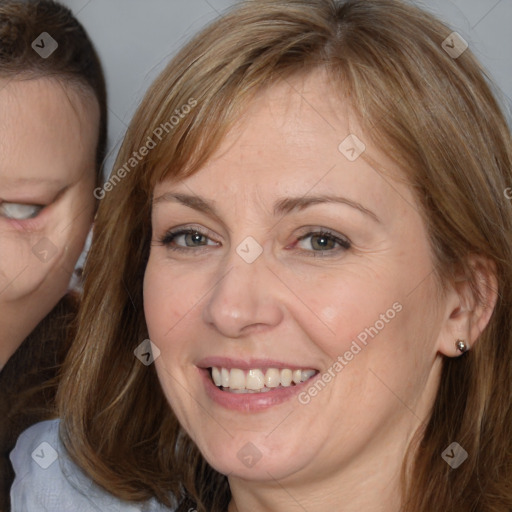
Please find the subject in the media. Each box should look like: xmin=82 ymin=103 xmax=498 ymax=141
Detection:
xmin=307 ymin=275 xmax=438 ymax=407
xmin=143 ymin=258 xmax=197 ymax=346
xmin=0 ymin=227 xmax=61 ymax=300
xmin=60 ymin=182 xmax=96 ymax=257
xmin=144 ymin=263 xmax=205 ymax=432
xmin=60 ymin=207 xmax=93 ymax=266
xmin=286 ymin=267 xmax=402 ymax=361
xmin=286 ymin=256 xmax=436 ymax=395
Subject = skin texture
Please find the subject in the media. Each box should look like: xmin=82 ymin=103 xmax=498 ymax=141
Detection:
xmin=0 ymin=77 xmax=98 ymax=369
xmin=144 ymin=72 xmax=496 ymax=512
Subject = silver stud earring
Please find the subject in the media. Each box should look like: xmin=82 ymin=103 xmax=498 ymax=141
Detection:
xmin=456 ymin=339 xmax=469 ymax=353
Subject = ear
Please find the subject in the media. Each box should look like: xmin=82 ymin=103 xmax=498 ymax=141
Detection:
xmin=437 ymin=255 xmax=498 ymax=357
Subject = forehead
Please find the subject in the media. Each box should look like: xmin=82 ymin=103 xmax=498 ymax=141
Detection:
xmin=153 ymin=72 xmax=415 ymax=223
xmin=0 ymin=77 xmax=99 ymax=188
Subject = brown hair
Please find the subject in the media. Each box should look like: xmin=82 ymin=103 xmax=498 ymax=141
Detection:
xmin=57 ymin=0 xmax=512 ymax=510
xmin=0 ymin=0 xmax=107 ymax=181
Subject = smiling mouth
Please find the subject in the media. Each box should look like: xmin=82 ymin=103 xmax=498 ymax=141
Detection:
xmin=209 ymin=367 xmax=319 ymax=394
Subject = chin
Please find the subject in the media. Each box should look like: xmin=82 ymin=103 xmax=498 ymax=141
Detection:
xmin=193 ymin=431 xmax=312 ymax=482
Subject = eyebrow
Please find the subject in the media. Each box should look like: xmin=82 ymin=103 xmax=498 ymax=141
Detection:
xmin=153 ymin=192 xmax=380 ymax=223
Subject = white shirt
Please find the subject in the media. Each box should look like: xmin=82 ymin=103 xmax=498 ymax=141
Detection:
xmin=10 ymin=419 xmax=175 ymax=511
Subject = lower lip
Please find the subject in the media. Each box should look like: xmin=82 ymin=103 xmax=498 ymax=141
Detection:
xmin=199 ymin=368 xmax=318 ymax=412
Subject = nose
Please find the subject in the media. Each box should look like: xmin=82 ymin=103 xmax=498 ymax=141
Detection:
xmin=202 ymin=254 xmax=285 ymax=339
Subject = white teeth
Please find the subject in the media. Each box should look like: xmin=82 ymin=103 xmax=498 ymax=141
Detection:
xmin=229 ymin=368 xmax=245 ymax=390
xmin=210 ymin=366 xmax=317 ymax=392
xmin=246 ymin=369 xmax=265 ymax=390
xmin=280 ymin=369 xmax=292 ymax=386
xmin=265 ymin=368 xmax=280 ymax=388
xmin=221 ymin=368 xmax=230 ymax=387
xmin=211 ymin=367 xmax=222 ymax=386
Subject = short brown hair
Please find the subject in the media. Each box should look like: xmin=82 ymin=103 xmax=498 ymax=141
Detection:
xmin=0 ymin=0 xmax=107 ymax=181
xmin=58 ymin=1 xmax=512 ymax=511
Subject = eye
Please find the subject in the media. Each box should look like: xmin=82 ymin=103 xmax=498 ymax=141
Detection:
xmin=0 ymin=202 xmax=44 ymax=220
xmin=160 ymin=228 xmax=220 ymax=251
xmin=294 ymin=230 xmax=351 ymax=254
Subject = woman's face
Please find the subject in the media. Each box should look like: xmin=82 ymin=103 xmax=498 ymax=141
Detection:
xmin=0 ymin=78 xmax=98 ymax=362
xmin=144 ymin=72 xmax=450 ymax=486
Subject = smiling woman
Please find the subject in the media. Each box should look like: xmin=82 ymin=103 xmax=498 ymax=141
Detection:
xmin=10 ymin=0 xmax=512 ymax=511
xmin=0 ymin=0 xmax=106 ymax=509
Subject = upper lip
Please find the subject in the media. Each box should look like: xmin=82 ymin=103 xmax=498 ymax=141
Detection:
xmin=197 ymin=356 xmax=318 ymax=371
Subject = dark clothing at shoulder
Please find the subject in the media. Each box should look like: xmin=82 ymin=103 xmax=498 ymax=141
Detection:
xmin=0 ymin=292 xmax=79 ymax=512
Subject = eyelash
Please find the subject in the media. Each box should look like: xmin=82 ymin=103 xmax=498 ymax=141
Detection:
xmin=158 ymin=227 xmax=352 ymax=256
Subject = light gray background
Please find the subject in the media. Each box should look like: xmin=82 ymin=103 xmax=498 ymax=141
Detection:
xmin=58 ymin=0 xmax=512 ymax=176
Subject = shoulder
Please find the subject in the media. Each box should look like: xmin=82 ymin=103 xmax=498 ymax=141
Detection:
xmin=10 ymin=419 xmax=173 ymax=512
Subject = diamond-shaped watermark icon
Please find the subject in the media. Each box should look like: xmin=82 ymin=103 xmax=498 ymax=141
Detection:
xmin=442 ymin=32 xmax=468 ymax=59
xmin=134 ymin=339 xmax=161 ymax=366
xmin=32 ymin=237 xmax=58 ymax=263
xmin=441 ymin=441 xmax=468 ymax=469
xmin=31 ymin=441 xmax=58 ymax=469
xmin=338 ymin=134 xmax=366 ymax=162
xmin=31 ymin=32 xmax=58 ymax=59
xmin=237 ymin=442 xmax=262 ymax=468
xmin=236 ymin=236 xmax=263 ymax=264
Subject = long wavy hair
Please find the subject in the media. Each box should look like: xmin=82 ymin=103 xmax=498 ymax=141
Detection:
xmin=57 ymin=1 xmax=512 ymax=510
